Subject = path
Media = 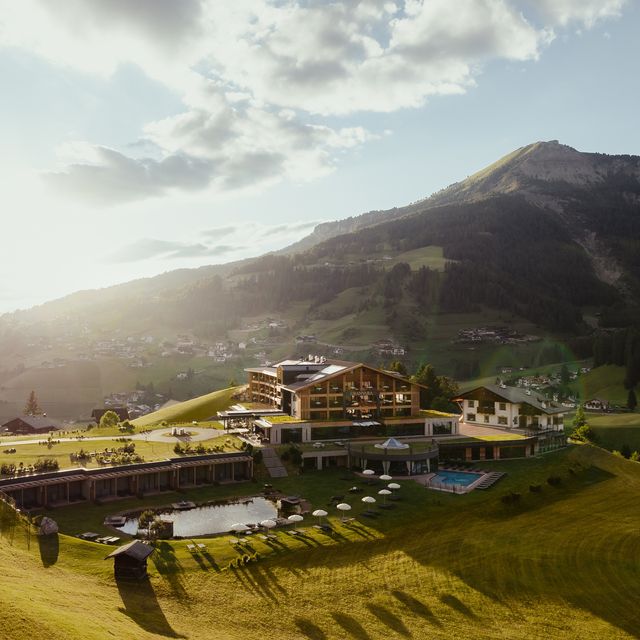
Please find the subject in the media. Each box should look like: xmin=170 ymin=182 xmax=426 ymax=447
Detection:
xmin=261 ymin=447 xmax=288 ymax=478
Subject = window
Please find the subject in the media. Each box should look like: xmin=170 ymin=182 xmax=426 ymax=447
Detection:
xmin=466 ymin=413 xmax=476 ymax=422
xmin=499 ymin=402 xmax=507 ymax=411
xmin=484 ymin=414 xmax=490 ymax=423
xmin=468 ymin=400 xmax=475 ymax=408
xmin=498 ymin=416 xmax=508 ymax=426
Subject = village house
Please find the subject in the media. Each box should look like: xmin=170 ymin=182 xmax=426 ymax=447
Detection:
xmin=2 ymin=415 xmax=61 ymax=435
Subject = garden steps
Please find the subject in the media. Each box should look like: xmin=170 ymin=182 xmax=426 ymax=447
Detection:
xmin=261 ymin=447 xmax=288 ymax=478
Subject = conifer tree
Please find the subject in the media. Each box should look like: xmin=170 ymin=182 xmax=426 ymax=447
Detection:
xmin=23 ymin=390 xmax=42 ymax=416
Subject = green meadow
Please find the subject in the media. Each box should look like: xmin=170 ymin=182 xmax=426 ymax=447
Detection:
xmin=1 ymin=444 xmax=639 ymax=639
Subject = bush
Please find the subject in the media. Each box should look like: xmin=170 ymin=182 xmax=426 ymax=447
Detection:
xmin=571 ymin=423 xmax=595 ymax=443
xmin=253 ymin=450 xmax=263 ymax=465
xmin=529 ymin=484 xmax=542 ymax=493
xmin=547 ymin=475 xmax=562 ymax=486
xmin=501 ymin=491 xmax=521 ymax=505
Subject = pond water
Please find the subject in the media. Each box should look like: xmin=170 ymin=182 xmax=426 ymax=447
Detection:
xmin=114 ymin=497 xmax=278 ymax=537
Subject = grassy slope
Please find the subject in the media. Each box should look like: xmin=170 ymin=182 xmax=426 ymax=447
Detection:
xmin=588 ymin=412 xmax=640 ymax=452
xmin=131 ymin=386 xmax=239 ymax=427
xmin=573 ymin=365 xmax=627 ymax=405
xmin=1 ymin=445 xmax=639 ymax=639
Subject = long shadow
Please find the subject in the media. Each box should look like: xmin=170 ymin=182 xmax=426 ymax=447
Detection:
xmin=151 ymin=542 xmax=187 ymax=598
xmin=295 ymin=617 xmax=327 ymax=640
xmin=201 ymin=550 xmax=220 ymax=571
xmin=439 ymin=594 xmax=478 ymax=619
xmin=366 ymin=603 xmax=411 ymax=637
xmin=230 ymin=564 xmax=279 ymax=602
xmin=331 ymin=612 xmax=372 ymax=640
xmin=37 ymin=533 xmax=59 ymax=567
xmin=392 ymin=590 xmax=442 ymax=627
xmin=117 ymin=577 xmax=186 ymax=638
xmin=343 ymin=523 xmax=376 ymax=540
xmin=255 ymin=563 xmax=288 ymax=596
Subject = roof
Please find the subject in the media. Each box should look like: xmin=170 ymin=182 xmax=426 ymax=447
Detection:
xmin=91 ymin=407 xmax=129 ymax=420
xmin=2 ymin=415 xmax=61 ymax=431
xmin=105 ymin=540 xmax=154 ymax=561
xmin=455 ymin=384 xmax=566 ymax=415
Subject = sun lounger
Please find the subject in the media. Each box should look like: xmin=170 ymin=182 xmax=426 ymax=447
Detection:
xmin=197 ymin=543 xmax=206 ymax=551
xmin=229 ymin=537 xmax=240 ymax=545
xmin=258 ymin=534 xmax=269 ymax=541
xmin=187 ymin=544 xmax=196 ymax=552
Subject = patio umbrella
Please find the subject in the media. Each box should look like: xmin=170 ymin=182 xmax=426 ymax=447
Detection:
xmin=388 ymin=482 xmax=401 ymax=491
xmin=361 ymin=496 xmax=376 ymax=505
xmin=260 ymin=519 xmax=277 ymax=530
xmin=336 ymin=503 xmax=351 ymax=522
xmin=231 ymin=523 xmax=249 ymax=533
xmin=312 ymin=509 xmax=328 ymax=525
xmin=380 ymin=474 xmax=392 ymax=482
xmin=362 ymin=469 xmax=375 ymax=484
xmin=288 ymin=514 xmax=304 ymax=531
xmin=378 ymin=489 xmax=391 ymax=505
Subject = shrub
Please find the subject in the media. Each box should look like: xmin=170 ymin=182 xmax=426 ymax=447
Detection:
xmin=501 ymin=491 xmax=521 ymax=505
xmin=547 ymin=475 xmax=562 ymax=486
xmin=571 ymin=423 xmax=595 ymax=443
xmin=529 ymin=484 xmax=542 ymax=493
xmin=253 ymin=450 xmax=263 ymax=465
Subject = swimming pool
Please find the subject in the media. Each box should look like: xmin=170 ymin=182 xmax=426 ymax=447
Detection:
xmin=430 ymin=470 xmax=482 ymax=487
xmin=113 ymin=497 xmax=277 ymax=538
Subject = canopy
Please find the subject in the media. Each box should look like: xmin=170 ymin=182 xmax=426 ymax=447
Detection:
xmin=312 ymin=509 xmax=328 ymax=517
xmin=374 ymin=438 xmax=409 ymax=450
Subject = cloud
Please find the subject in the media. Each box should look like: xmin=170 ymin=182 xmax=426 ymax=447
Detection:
xmin=201 ymin=226 xmax=238 ymax=239
xmin=1 ymin=0 xmax=627 ymax=203
xmin=262 ymin=221 xmax=321 ymax=236
xmin=106 ymin=238 xmax=239 ymax=263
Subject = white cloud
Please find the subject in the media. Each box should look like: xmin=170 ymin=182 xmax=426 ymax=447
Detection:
xmin=0 ymin=0 xmax=627 ymax=204
xmin=531 ymin=0 xmax=625 ymax=28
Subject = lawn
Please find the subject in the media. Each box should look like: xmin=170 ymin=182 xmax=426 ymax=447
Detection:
xmin=0 ymin=444 xmax=639 ymax=639
xmin=132 ymin=386 xmax=240 ymax=427
xmin=587 ymin=412 xmax=640 ymax=452
xmin=0 ymin=432 xmax=243 ymax=472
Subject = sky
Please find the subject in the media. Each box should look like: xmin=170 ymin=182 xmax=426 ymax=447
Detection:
xmin=0 ymin=0 xmax=638 ymax=313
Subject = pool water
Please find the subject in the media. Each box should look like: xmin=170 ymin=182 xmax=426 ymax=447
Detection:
xmin=430 ymin=470 xmax=482 ymax=487
xmin=114 ymin=497 xmax=277 ymax=538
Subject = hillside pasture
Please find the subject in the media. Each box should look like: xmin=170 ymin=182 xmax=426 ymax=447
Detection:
xmin=0 ymin=445 xmax=638 ymax=639
xmin=131 ymin=386 xmax=240 ymax=427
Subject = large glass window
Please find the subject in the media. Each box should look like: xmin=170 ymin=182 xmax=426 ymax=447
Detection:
xmin=432 ymin=422 xmax=453 ymax=435
xmin=466 ymin=413 xmax=476 ymax=422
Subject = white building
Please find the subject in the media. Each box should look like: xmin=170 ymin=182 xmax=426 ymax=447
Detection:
xmin=454 ymin=384 xmax=565 ymax=432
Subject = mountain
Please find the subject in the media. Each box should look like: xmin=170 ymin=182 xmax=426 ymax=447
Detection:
xmin=2 ymin=140 xmax=640 ymax=418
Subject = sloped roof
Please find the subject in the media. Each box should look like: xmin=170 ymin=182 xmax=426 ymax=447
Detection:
xmin=105 ymin=540 xmax=154 ymax=561
xmin=455 ymin=384 xmax=566 ymax=415
xmin=2 ymin=415 xmax=61 ymax=431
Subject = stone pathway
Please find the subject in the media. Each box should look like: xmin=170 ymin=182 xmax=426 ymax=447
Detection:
xmin=261 ymin=447 xmax=288 ymax=478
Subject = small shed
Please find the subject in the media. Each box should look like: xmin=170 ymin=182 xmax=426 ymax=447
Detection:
xmin=105 ymin=540 xmax=154 ymax=580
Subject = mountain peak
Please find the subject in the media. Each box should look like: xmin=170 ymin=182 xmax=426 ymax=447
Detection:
xmin=430 ymin=140 xmax=639 ymax=206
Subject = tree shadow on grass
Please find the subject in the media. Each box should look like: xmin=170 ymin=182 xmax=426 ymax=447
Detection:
xmin=117 ymin=577 xmax=186 ymax=638
xmin=392 ymin=590 xmax=442 ymax=627
xmin=37 ymin=533 xmax=59 ymax=567
xmin=151 ymin=542 xmax=187 ymax=599
xmin=230 ymin=564 xmax=280 ymax=602
xmin=439 ymin=594 xmax=477 ymax=619
xmin=295 ymin=617 xmax=327 ymax=640
xmin=331 ymin=612 xmax=372 ymax=640
xmin=366 ymin=603 xmax=411 ymax=637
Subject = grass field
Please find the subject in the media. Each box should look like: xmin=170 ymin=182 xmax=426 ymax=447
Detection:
xmin=132 ymin=386 xmax=240 ymax=427
xmin=0 ymin=433 xmax=242 ymax=472
xmin=587 ymin=412 xmax=640 ymax=452
xmin=1 ymin=444 xmax=639 ymax=639
xmin=571 ymin=365 xmax=628 ymax=405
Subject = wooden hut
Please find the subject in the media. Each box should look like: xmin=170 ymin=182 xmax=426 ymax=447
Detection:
xmin=105 ymin=540 xmax=154 ymax=580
